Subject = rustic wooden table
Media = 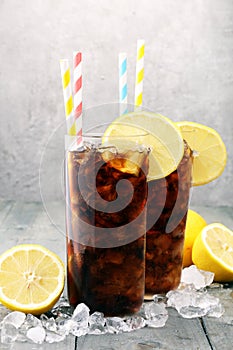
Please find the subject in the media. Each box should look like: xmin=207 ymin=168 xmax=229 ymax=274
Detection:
xmin=0 ymin=200 xmax=232 ymax=350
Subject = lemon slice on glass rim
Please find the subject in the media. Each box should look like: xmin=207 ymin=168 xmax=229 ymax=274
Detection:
xmin=176 ymin=121 xmax=227 ymax=186
xmin=103 ymin=111 xmax=184 ymax=180
xmin=0 ymin=244 xmax=65 ymax=315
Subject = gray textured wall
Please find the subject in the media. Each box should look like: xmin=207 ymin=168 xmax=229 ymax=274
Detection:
xmin=0 ymin=0 xmax=232 ymax=207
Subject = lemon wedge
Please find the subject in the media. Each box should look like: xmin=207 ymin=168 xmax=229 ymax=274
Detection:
xmin=0 ymin=244 xmax=65 ymax=315
xmin=103 ymin=111 xmax=184 ymax=180
xmin=192 ymin=223 xmax=233 ymax=282
xmin=176 ymin=121 xmax=227 ymax=186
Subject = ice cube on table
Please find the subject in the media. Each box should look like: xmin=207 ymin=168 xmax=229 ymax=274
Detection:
xmin=0 ymin=304 xmax=10 ymax=323
xmin=1 ymin=311 xmax=25 ymax=343
xmin=51 ymin=296 xmax=73 ymax=317
xmin=22 ymin=313 xmax=42 ymax=330
xmin=2 ymin=311 xmax=26 ymax=329
xmin=167 ymin=287 xmax=224 ymax=318
xmin=140 ymin=302 xmax=168 ymax=328
xmin=124 ymin=315 xmax=146 ymax=331
xmin=70 ymin=303 xmax=90 ymax=337
xmin=45 ymin=331 xmax=66 ymax=343
xmin=88 ymin=311 xmax=106 ymax=334
xmin=72 ymin=303 xmax=90 ymax=324
xmin=106 ymin=317 xmax=131 ymax=333
xmin=1 ymin=323 xmax=18 ymax=344
xmin=180 ymin=265 xmax=214 ymax=289
xmin=207 ymin=302 xmax=225 ymax=318
xmin=43 ymin=317 xmax=57 ymax=332
xmin=55 ymin=316 xmax=72 ymax=336
xmin=26 ymin=326 xmax=46 ymax=344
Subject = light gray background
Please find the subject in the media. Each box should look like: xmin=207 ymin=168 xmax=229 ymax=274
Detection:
xmin=0 ymin=0 xmax=232 ymax=206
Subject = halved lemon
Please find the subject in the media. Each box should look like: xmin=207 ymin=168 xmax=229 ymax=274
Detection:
xmin=176 ymin=121 xmax=227 ymax=186
xmin=103 ymin=111 xmax=184 ymax=180
xmin=192 ymin=223 xmax=233 ymax=282
xmin=0 ymin=244 xmax=65 ymax=315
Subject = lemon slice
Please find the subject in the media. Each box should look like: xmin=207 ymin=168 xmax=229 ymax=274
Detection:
xmin=192 ymin=223 xmax=233 ymax=282
xmin=103 ymin=111 xmax=184 ymax=180
xmin=0 ymin=244 xmax=65 ymax=315
xmin=176 ymin=121 xmax=227 ymax=186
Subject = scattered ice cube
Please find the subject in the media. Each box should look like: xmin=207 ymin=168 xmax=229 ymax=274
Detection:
xmin=106 ymin=317 xmax=130 ymax=333
xmin=16 ymin=332 xmax=28 ymax=343
xmin=0 ymin=287 xmax=226 ymax=347
xmin=45 ymin=331 xmax=66 ymax=343
xmin=55 ymin=316 xmax=72 ymax=336
xmin=0 ymin=304 xmax=10 ymax=322
xmin=1 ymin=323 xmax=18 ymax=344
xmin=88 ymin=312 xmax=106 ymax=334
xmin=207 ymin=302 xmax=225 ymax=318
xmin=22 ymin=314 xmax=42 ymax=330
xmin=167 ymin=287 xmax=224 ymax=318
xmin=70 ymin=321 xmax=89 ymax=337
xmin=26 ymin=326 xmax=46 ymax=344
xmin=51 ymin=296 xmax=73 ymax=317
xmin=140 ymin=302 xmax=168 ymax=328
xmin=180 ymin=265 xmax=214 ymax=289
xmin=72 ymin=303 xmax=90 ymax=324
xmin=124 ymin=316 xmax=146 ymax=331
xmin=2 ymin=311 xmax=26 ymax=329
xmin=70 ymin=303 xmax=90 ymax=336
xmin=1 ymin=312 xmax=25 ymax=344
xmin=41 ymin=316 xmax=57 ymax=332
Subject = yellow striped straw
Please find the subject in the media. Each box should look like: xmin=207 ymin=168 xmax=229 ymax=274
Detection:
xmin=60 ymin=59 xmax=76 ymax=135
xmin=134 ymin=39 xmax=145 ymax=109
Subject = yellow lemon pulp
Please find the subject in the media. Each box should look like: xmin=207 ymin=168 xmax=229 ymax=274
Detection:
xmin=0 ymin=244 xmax=65 ymax=315
xmin=103 ymin=111 xmax=184 ymax=180
xmin=182 ymin=209 xmax=207 ymax=267
xmin=176 ymin=121 xmax=227 ymax=186
xmin=192 ymin=223 xmax=233 ymax=282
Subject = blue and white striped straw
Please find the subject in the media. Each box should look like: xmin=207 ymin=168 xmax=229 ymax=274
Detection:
xmin=119 ymin=52 xmax=128 ymax=115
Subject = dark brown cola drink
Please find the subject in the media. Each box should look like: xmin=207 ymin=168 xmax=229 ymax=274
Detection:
xmin=145 ymin=141 xmax=193 ymax=296
xmin=65 ymin=137 xmax=149 ymax=316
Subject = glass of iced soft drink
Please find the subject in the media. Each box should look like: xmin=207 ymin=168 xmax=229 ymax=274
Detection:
xmin=145 ymin=141 xmax=193 ymax=296
xmin=65 ymin=130 xmax=150 ymax=316
xmin=103 ymin=110 xmax=193 ymax=297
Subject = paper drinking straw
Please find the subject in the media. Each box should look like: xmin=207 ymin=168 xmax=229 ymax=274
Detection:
xmin=73 ymin=51 xmax=83 ymax=140
xmin=60 ymin=59 xmax=76 ymax=135
xmin=119 ymin=52 xmax=128 ymax=115
xmin=134 ymin=39 xmax=145 ymax=109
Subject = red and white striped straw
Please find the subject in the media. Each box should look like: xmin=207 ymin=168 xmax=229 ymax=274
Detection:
xmin=73 ymin=51 xmax=83 ymax=141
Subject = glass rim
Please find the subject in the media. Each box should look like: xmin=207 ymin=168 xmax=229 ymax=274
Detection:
xmin=65 ymin=131 xmax=149 ymax=139
xmin=64 ymin=132 xmax=151 ymax=152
